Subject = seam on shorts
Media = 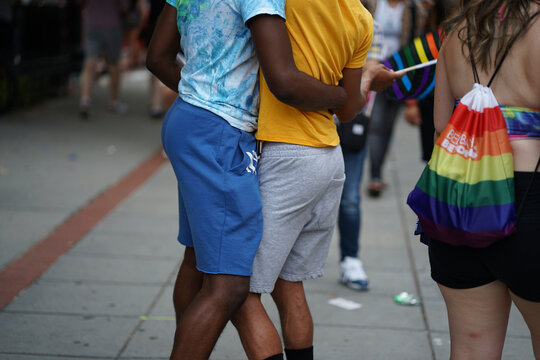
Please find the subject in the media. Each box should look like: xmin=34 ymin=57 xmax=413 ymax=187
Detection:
xmin=217 ymin=122 xmax=227 ymax=271
xmin=249 ymin=286 xmax=275 ymax=294
xmin=279 ymin=270 xmax=324 ymax=283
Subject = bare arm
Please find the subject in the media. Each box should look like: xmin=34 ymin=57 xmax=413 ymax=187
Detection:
xmin=333 ymin=67 xmax=364 ymax=122
xmin=362 ymin=63 xmax=405 ymax=93
xmin=146 ymin=4 xmax=181 ymax=92
xmin=433 ymin=45 xmax=454 ymax=142
xmin=335 ymin=60 xmax=406 ymax=122
xmin=248 ymin=15 xmax=347 ymax=111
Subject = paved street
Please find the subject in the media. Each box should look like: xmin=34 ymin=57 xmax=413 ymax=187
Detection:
xmin=0 ymin=69 xmax=534 ymax=359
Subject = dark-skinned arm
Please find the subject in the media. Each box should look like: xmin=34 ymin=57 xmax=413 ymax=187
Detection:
xmin=333 ymin=67 xmax=365 ymax=122
xmin=334 ymin=60 xmax=406 ymax=122
xmin=248 ymin=15 xmax=347 ymax=111
xmin=146 ymin=3 xmax=181 ymax=92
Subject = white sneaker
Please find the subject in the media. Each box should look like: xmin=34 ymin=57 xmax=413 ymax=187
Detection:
xmin=79 ymin=97 xmax=91 ymax=119
xmin=340 ymin=256 xmax=370 ymax=291
xmin=109 ymin=100 xmax=128 ymax=114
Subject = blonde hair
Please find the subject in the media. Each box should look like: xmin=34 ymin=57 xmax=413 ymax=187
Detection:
xmin=444 ymin=0 xmax=540 ymax=69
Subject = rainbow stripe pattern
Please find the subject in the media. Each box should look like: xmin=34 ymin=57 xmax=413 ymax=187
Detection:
xmin=384 ymin=31 xmax=440 ymax=100
xmin=407 ymin=84 xmax=516 ymax=247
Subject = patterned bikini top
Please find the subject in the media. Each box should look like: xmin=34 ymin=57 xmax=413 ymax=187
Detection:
xmin=453 ymin=101 xmax=540 ymax=140
xmin=499 ymin=105 xmax=540 ymax=140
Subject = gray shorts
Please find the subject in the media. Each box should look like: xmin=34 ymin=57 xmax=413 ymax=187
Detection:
xmin=84 ymin=27 xmax=123 ymax=62
xmin=250 ymin=142 xmax=345 ymax=293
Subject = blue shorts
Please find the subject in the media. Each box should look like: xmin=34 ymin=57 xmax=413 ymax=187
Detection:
xmin=83 ymin=27 xmax=123 ymax=62
xmin=161 ymin=98 xmax=263 ymax=276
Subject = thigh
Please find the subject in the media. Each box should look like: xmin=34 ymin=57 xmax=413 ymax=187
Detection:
xmin=489 ymin=171 xmax=540 ymax=302
xmin=369 ymin=95 xmax=400 ymax=133
xmin=281 ymin=145 xmax=345 ymax=281
xmin=341 ymin=148 xmax=366 ymax=204
xmin=429 ymin=239 xmax=496 ymax=289
xmin=510 ymin=292 xmax=540 ymax=358
xmin=439 ymin=281 xmax=511 ymax=360
xmin=103 ymin=27 xmax=123 ymax=62
xmin=83 ymin=28 xmax=102 ymax=58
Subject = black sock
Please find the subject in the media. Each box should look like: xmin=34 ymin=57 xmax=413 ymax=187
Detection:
xmin=264 ymin=354 xmax=284 ymax=360
xmin=285 ymin=346 xmax=313 ymax=360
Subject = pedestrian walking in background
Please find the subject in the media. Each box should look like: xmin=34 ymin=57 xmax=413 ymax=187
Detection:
xmin=403 ymin=0 xmax=459 ymax=162
xmin=337 ymin=19 xmax=389 ymax=292
xmin=425 ymin=1 xmax=540 ymax=358
xmin=146 ymin=1 xmax=349 ymax=359
xmin=79 ymin=0 xmax=129 ymax=118
xmin=139 ymin=0 xmax=177 ymax=119
xmin=363 ymin=0 xmax=426 ymax=197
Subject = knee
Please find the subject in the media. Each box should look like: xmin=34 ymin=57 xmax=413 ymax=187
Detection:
xmin=182 ymin=247 xmax=197 ymax=268
xmin=339 ymin=194 xmax=360 ymax=215
xmin=226 ymin=281 xmax=250 ymax=309
xmin=206 ymin=275 xmax=250 ymax=312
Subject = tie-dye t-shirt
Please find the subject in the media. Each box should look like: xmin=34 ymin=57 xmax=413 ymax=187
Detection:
xmin=165 ymin=0 xmax=285 ymax=132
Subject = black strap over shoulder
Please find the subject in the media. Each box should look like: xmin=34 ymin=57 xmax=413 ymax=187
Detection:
xmin=467 ymin=10 xmax=540 ymax=87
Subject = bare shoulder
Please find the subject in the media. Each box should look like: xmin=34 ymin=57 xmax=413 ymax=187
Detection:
xmin=440 ymin=27 xmax=474 ymax=98
xmin=522 ymin=13 xmax=540 ymax=107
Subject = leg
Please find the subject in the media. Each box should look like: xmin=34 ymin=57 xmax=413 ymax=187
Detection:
xmin=170 ymin=273 xmax=250 ymax=360
xmin=510 ymin=292 xmax=540 ymax=358
xmin=150 ymin=75 xmax=165 ymax=117
xmin=232 ymin=293 xmax=283 ymax=360
xmin=338 ymin=147 xmax=369 ymax=290
xmin=80 ymin=56 xmax=97 ymax=102
xmin=367 ymin=95 xmax=400 ymax=195
xmin=438 ymin=281 xmax=511 ymax=360
xmin=418 ymin=98 xmax=435 ymax=162
xmin=172 ymin=247 xmax=203 ymax=324
xmin=271 ymin=279 xmax=313 ymax=351
xmin=338 ymin=148 xmax=366 ymax=260
xmin=103 ymin=26 xmax=126 ymax=111
xmin=108 ymin=61 xmax=121 ymax=103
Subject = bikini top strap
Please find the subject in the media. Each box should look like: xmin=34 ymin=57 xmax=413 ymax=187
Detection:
xmin=487 ymin=11 xmax=540 ymax=87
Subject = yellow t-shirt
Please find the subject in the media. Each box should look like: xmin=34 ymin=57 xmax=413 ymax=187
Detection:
xmin=255 ymin=0 xmax=373 ymax=147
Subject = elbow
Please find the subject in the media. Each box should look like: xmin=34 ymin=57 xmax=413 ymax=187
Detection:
xmin=272 ymin=86 xmax=297 ymax=105
xmin=336 ymin=102 xmax=366 ymax=123
xmin=267 ymin=78 xmax=297 ymax=105
xmin=264 ymin=69 xmax=302 ymax=106
xmin=335 ymin=111 xmax=356 ymax=123
xmin=145 ymin=53 xmax=159 ymax=76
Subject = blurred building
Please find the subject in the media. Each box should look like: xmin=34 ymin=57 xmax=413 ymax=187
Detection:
xmin=1 ymin=0 xmax=83 ymax=113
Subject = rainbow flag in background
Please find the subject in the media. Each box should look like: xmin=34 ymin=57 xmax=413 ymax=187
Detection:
xmin=384 ymin=30 xmax=441 ymax=101
xmin=407 ymin=84 xmax=516 ymax=247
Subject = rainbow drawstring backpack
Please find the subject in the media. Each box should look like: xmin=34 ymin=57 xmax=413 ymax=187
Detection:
xmin=407 ymin=83 xmax=516 ymax=247
xmin=406 ymin=14 xmax=540 ymax=247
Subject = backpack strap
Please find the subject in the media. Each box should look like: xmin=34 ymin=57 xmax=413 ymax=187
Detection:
xmin=467 ymin=11 xmax=540 ymax=87
xmin=466 ymin=27 xmax=481 ymax=84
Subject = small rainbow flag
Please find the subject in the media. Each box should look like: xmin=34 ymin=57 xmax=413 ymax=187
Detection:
xmin=384 ymin=31 xmax=441 ymax=101
xmin=407 ymin=84 xmax=516 ymax=247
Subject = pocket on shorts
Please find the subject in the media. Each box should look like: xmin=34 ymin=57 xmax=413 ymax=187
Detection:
xmin=219 ymin=129 xmax=258 ymax=176
xmin=316 ymin=175 xmax=346 ymax=229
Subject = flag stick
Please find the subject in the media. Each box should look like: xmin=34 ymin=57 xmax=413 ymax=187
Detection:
xmin=400 ymin=59 xmax=437 ymax=73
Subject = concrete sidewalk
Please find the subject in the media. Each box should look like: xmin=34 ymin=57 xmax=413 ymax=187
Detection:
xmin=0 ymin=70 xmax=534 ymax=360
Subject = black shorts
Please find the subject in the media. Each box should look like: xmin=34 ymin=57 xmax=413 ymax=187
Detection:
xmin=428 ymin=171 xmax=540 ymax=302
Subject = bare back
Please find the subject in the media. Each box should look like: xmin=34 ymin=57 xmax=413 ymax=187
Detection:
xmin=434 ymin=6 xmax=540 ymax=171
